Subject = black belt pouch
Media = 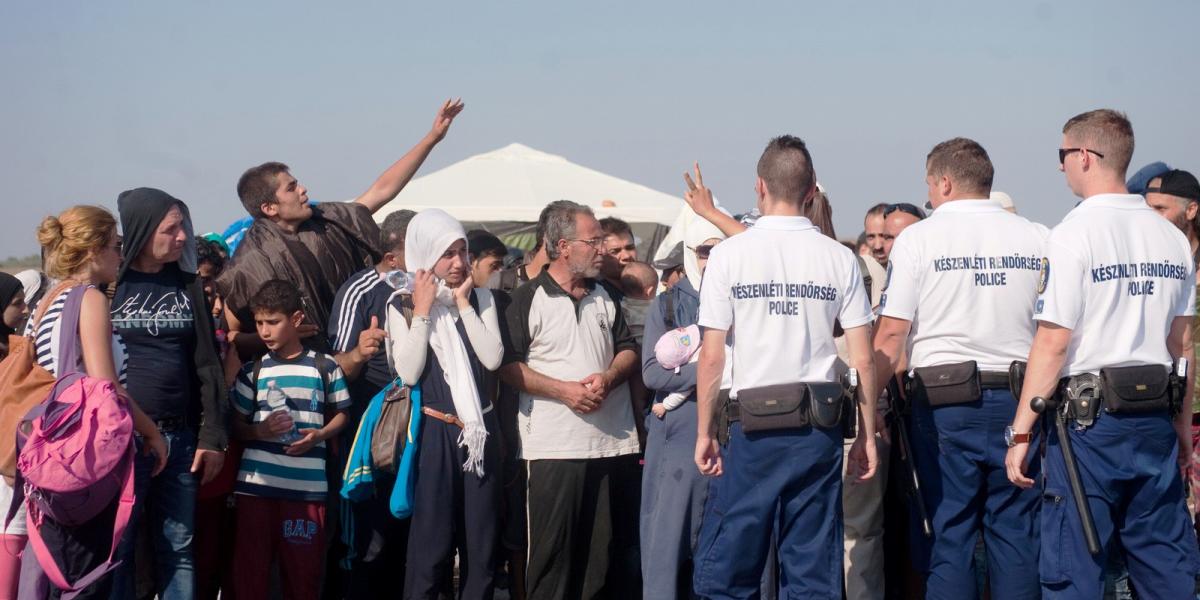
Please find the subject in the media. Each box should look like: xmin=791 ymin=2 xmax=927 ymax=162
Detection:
xmin=737 ymin=383 xmax=809 ymax=433
xmin=912 ymin=360 xmax=981 ymax=407
xmin=807 ymin=382 xmax=846 ymax=430
xmin=1099 ymin=364 xmax=1170 ymax=414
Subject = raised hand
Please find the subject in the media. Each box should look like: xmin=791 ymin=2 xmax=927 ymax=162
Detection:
xmin=411 ymin=270 xmax=438 ymax=317
xmin=683 ymin=162 xmax=717 ymax=219
xmin=356 ymin=316 xmax=387 ymax=360
xmin=430 ymin=98 xmax=465 ymax=144
xmin=453 ymin=276 xmax=473 ymax=310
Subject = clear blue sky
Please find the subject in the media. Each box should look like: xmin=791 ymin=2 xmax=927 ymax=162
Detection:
xmin=2 ymin=1 xmax=1198 ymax=259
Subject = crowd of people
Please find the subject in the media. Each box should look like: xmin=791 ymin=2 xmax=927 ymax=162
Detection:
xmin=1 ymin=101 xmax=1199 ymax=600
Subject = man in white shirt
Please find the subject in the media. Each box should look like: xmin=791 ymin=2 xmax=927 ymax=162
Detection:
xmin=874 ymin=138 xmax=1046 ymax=599
xmin=500 ymin=201 xmax=641 ymax=600
xmin=692 ymin=135 xmax=878 ymax=598
xmin=1005 ymin=109 xmax=1200 ymax=598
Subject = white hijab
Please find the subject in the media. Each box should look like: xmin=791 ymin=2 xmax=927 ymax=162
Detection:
xmin=683 ymin=212 xmax=727 ymax=290
xmin=404 ymin=209 xmax=488 ymax=476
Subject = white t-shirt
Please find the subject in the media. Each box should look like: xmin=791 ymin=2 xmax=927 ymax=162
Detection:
xmin=699 ymin=216 xmax=873 ymax=395
xmin=880 ymin=199 xmax=1048 ymax=372
xmin=1036 ymin=194 xmax=1196 ymax=375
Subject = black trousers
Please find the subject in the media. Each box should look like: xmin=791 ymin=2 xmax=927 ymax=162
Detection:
xmin=525 ymin=454 xmax=641 ymax=600
xmin=404 ymin=411 xmax=500 ymax=600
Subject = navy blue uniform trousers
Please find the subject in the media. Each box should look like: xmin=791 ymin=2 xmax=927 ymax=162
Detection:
xmin=693 ymin=422 xmax=843 ymax=599
xmin=909 ymin=388 xmax=1041 ymax=600
xmin=1040 ymin=409 xmax=1199 ymax=599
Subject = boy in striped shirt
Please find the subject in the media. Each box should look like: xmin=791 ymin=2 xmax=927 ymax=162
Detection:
xmin=230 ymin=279 xmax=351 ymax=600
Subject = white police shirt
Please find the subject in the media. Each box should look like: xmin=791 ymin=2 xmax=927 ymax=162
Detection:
xmin=699 ymin=216 xmax=872 ymax=395
xmin=880 ymin=199 xmax=1048 ymax=372
xmin=1037 ymin=194 xmax=1196 ymax=375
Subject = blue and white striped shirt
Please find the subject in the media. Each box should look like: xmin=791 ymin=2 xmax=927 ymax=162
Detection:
xmin=233 ymin=349 xmax=351 ymax=501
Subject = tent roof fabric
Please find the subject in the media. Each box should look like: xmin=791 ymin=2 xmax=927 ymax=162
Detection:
xmin=373 ymin=143 xmax=682 ymax=226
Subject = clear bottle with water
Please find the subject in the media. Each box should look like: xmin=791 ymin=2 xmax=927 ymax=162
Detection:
xmin=384 ymin=270 xmax=417 ymax=293
xmin=264 ymin=380 xmax=300 ymax=443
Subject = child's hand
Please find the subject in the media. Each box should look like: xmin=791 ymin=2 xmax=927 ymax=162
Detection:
xmin=652 ymin=404 xmax=667 ymax=419
xmin=285 ymin=428 xmax=323 ymax=456
xmin=258 ymin=410 xmax=294 ymax=439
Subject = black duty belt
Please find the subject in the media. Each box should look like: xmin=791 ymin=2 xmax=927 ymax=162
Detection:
xmin=979 ymin=371 xmax=1011 ymax=389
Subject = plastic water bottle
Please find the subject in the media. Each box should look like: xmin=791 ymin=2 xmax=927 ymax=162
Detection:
xmin=384 ymin=270 xmax=416 ymax=293
xmin=264 ymin=380 xmax=300 ymax=443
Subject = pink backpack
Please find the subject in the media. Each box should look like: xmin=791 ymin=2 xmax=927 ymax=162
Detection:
xmin=4 ymin=286 xmax=135 ymax=598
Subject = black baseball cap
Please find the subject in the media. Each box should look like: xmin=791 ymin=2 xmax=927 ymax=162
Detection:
xmin=1147 ymin=170 xmax=1200 ymax=202
xmin=652 ymin=242 xmax=684 ymax=271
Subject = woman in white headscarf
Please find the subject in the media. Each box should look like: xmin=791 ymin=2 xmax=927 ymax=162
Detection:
xmin=386 ymin=209 xmax=505 ymax=599
xmin=638 ymin=198 xmax=728 ymax=600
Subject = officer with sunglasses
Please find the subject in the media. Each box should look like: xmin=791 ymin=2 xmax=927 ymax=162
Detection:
xmin=873 ymin=138 xmax=1048 ymax=599
xmin=1006 ymin=109 xmax=1200 ymax=598
xmin=691 ymin=136 xmax=878 ymax=598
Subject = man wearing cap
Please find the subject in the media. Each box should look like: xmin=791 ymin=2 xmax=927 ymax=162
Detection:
xmin=1145 ymin=169 xmax=1200 ymax=270
xmin=874 ymin=138 xmax=1046 ymax=599
xmin=654 ymin=242 xmax=686 ymax=291
xmin=1143 ymin=168 xmax=1200 ymax=543
xmin=1006 ymin=109 xmax=1200 ymax=598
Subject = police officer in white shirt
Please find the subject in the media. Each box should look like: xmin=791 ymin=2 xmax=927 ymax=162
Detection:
xmin=873 ymin=138 xmax=1046 ymax=599
xmin=692 ymin=135 xmax=878 ymax=598
xmin=1005 ymin=109 xmax=1200 ymax=598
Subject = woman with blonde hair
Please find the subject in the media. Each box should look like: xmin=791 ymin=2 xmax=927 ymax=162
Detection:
xmin=21 ymin=205 xmax=167 ymax=599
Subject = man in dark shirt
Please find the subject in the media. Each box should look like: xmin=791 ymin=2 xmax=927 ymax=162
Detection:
xmin=218 ymin=99 xmax=464 ymax=356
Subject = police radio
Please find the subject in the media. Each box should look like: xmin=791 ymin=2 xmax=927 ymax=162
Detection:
xmin=841 ymin=368 xmax=859 ymax=439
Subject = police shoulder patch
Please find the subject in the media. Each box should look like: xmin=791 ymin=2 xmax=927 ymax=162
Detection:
xmin=1037 ymin=257 xmax=1050 ymax=294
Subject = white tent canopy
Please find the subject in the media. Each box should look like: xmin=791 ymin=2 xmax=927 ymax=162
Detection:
xmin=374 ymin=143 xmax=683 ymax=226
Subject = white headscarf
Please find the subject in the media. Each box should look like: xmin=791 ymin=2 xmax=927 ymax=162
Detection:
xmin=682 ymin=212 xmax=727 ymax=290
xmin=404 ymin=209 xmax=488 ymax=476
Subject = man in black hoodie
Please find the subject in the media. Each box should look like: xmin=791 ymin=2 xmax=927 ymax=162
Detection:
xmin=110 ymin=187 xmax=229 ymax=600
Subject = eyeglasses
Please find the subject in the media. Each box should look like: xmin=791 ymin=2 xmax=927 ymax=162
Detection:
xmin=567 ymin=238 xmax=603 ymax=249
xmin=883 ymin=203 xmax=925 ymax=220
xmin=689 ymin=244 xmax=714 ymax=259
xmin=1058 ymin=148 xmax=1104 ymax=165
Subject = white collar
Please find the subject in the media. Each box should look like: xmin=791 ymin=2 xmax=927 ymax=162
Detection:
xmin=930 ymin=198 xmax=1002 ymax=214
xmin=1062 ymin=193 xmax=1149 ymax=223
xmin=752 ymin=215 xmax=816 ymax=231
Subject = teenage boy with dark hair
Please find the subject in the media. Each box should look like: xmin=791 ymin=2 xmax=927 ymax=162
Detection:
xmin=229 ymin=280 xmax=353 ymax=600
xmin=467 ymin=229 xmax=509 ymax=289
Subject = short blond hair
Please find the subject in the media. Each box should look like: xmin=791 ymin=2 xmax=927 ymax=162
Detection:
xmin=36 ymin=205 xmax=117 ymax=279
xmin=1062 ymin=109 xmax=1134 ymax=176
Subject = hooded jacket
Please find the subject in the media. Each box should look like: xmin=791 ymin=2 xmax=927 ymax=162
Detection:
xmin=117 ymin=187 xmax=229 ymax=451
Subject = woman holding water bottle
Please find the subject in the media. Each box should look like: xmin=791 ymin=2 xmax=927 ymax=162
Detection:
xmin=385 ymin=209 xmax=506 ymax=599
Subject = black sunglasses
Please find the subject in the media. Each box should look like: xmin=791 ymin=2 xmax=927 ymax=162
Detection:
xmin=883 ymin=203 xmax=925 ymax=220
xmin=690 ymin=244 xmax=714 ymax=259
xmin=1058 ymin=147 xmax=1104 ymax=165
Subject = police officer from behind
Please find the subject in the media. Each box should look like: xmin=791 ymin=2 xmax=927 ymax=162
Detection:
xmin=873 ymin=138 xmax=1046 ymax=599
xmin=1005 ymin=109 xmax=1200 ymax=598
xmin=693 ymin=135 xmax=878 ymax=599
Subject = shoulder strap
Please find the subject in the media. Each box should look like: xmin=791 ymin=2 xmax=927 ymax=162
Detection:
xmin=313 ymin=352 xmax=338 ymax=387
xmin=250 ymin=357 xmax=264 ymax=388
xmin=30 ymin=280 xmax=76 ymax=334
xmin=662 ymin=289 xmax=676 ymax=330
xmin=55 ymin=286 xmax=88 ymax=378
xmin=856 ymin=255 xmax=873 ymax=299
